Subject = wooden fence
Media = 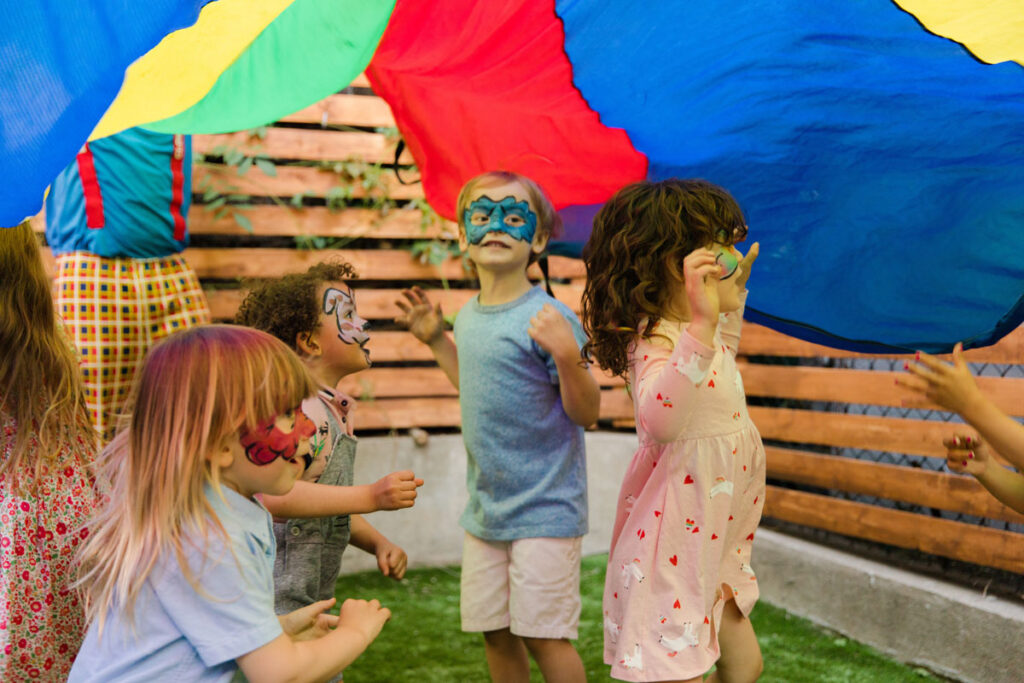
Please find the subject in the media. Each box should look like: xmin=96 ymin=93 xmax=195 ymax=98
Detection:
xmin=34 ymin=76 xmax=1024 ymax=575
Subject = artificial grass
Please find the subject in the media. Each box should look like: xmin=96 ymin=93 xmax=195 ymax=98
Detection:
xmin=335 ymin=554 xmax=940 ymax=682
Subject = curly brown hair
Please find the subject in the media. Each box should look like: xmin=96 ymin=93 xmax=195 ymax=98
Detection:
xmin=580 ymin=179 xmax=747 ymax=379
xmin=235 ymin=260 xmax=358 ymax=350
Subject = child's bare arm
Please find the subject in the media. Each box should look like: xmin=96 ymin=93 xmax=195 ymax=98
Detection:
xmin=944 ymin=434 xmax=1024 ymax=514
xmin=261 ymin=473 xmax=423 ymax=518
xmin=900 ymin=343 xmax=1024 ymax=471
xmin=528 ymin=304 xmax=600 ymax=427
xmin=394 ymin=286 xmax=459 ymax=387
xmin=349 ymin=515 xmax=409 ymax=579
xmin=237 ymin=598 xmax=390 ymax=683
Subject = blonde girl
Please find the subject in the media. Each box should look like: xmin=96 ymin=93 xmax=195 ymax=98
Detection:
xmin=0 ymin=222 xmax=101 ymax=680
xmin=581 ymin=179 xmax=763 ymax=683
xmin=70 ymin=325 xmax=390 ymax=682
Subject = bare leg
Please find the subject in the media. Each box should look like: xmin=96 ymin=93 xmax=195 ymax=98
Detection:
xmin=706 ymin=598 xmax=763 ymax=683
xmin=484 ymin=628 xmax=531 ymax=683
xmin=521 ymin=637 xmax=586 ymax=683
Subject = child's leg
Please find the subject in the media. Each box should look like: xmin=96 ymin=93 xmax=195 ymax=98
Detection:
xmin=521 ymin=636 xmax=586 ymax=683
xmin=483 ymin=628 xmax=531 ymax=683
xmin=707 ymin=598 xmax=763 ymax=683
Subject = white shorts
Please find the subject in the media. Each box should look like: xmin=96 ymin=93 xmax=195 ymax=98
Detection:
xmin=460 ymin=532 xmax=582 ymax=640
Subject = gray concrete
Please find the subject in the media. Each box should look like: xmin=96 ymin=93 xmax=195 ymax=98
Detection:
xmin=341 ymin=433 xmax=1024 ymax=682
xmin=753 ymin=529 xmax=1024 ymax=683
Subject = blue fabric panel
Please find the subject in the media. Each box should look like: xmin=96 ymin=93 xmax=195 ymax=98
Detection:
xmin=557 ymin=0 xmax=1024 ymax=352
xmin=0 ymin=0 xmax=209 ymax=226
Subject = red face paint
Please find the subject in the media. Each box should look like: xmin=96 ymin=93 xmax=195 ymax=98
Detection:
xmin=239 ymin=406 xmax=317 ymax=466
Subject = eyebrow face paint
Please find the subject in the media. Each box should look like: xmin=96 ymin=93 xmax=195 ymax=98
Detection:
xmin=323 ymin=287 xmax=370 ymax=347
xmin=463 ymin=195 xmax=538 ymax=245
xmin=239 ymin=406 xmax=317 ymax=466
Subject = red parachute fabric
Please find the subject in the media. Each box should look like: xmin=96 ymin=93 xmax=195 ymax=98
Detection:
xmin=367 ymin=0 xmax=646 ymax=219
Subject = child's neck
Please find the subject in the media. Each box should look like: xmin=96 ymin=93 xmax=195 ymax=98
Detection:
xmin=305 ymin=360 xmax=342 ymax=392
xmin=476 ymin=267 xmax=533 ymax=306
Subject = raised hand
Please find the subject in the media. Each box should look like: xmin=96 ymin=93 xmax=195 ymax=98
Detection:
xmin=371 ymin=470 xmax=424 ymax=510
xmin=683 ymin=247 xmax=720 ymax=326
xmin=527 ymin=304 xmax=578 ymax=362
xmin=897 ymin=343 xmax=983 ymax=415
xmin=944 ymin=433 xmax=991 ymax=477
xmin=734 ymin=241 xmax=759 ymax=290
xmin=394 ymin=286 xmax=445 ymax=345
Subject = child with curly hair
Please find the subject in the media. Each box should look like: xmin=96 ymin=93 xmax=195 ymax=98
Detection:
xmin=236 ymin=261 xmax=423 ymax=617
xmin=580 ymin=179 xmax=762 ymax=682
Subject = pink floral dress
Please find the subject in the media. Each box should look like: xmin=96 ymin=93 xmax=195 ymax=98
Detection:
xmin=603 ymin=297 xmax=766 ymax=682
xmin=0 ymin=416 xmax=100 ymax=680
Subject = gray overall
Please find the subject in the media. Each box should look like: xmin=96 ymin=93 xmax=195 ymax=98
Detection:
xmin=272 ymin=395 xmax=356 ymax=614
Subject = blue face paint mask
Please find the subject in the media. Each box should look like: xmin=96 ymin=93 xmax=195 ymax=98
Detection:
xmin=463 ymin=196 xmax=538 ymax=245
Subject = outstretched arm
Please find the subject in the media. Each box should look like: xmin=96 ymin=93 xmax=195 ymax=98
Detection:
xmin=261 ymin=472 xmax=423 ymax=518
xmin=528 ymin=304 xmax=601 ymax=427
xmin=944 ymin=434 xmax=1024 ymax=514
xmin=899 ymin=343 xmax=1024 ymax=471
xmin=395 ymin=286 xmax=459 ymax=388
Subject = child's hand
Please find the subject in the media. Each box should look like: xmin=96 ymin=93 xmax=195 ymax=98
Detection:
xmin=375 ymin=539 xmax=409 ymax=580
xmin=683 ymin=247 xmax=720 ymax=325
xmin=944 ymin=433 xmax=992 ymax=477
xmin=527 ymin=304 xmax=578 ymax=362
xmin=280 ymin=598 xmax=340 ymax=642
xmin=896 ymin=343 xmax=983 ymax=415
xmin=337 ymin=598 xmax=391 ymax=646
xmin=395 ymin=286 xmax=445 ymax=345
xmin=734 ymin=241 xmax=759 ymax=291
xmin=372 ymin=470 xmax=424 ymax=510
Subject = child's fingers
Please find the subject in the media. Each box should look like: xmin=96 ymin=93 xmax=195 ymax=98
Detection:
xmin=952 ymin=342 xmax=969 ymax=371
xmin=741 ymin=241 xmax=760 ymax=267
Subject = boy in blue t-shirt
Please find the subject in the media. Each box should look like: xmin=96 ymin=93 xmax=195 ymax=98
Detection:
xmin=396 ymin=171 xmax=600 ymax=683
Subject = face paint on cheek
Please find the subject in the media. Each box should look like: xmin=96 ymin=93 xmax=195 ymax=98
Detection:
xmin=462 ymin=196 xmax=538 ymax=245
xmin=323 ymin=287 xmax=369 ymax=345
xmin=715 ymin=248 xmax=740 ymax=280
xmin=239 ymin=406 xmax=317 ymax=467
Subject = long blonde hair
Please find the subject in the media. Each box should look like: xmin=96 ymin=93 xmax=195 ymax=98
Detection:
xmin=76 ymin=324 xmax=318 ymax=629
xmin=0 ymin=222 xmax=93 ymax=493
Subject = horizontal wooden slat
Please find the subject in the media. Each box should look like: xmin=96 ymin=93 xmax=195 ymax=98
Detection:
xmin=739 ymin=363 xmax=1024 ymax=418
xmin=338 ymin=366 xmax=624 ymax=399
xmin=193 ymin=129 xmax=414 ymax=165
xmin=189 ymin=206 xmax=457 ymax=240
xmin=739 ymin=322 xmax=1024 ymax=365
xmin=749 ymin=406 xmax=957 ymax=459
xmin=193 ymin=164 xmax=425 ymax=200
xmin=764 ymin=485 xmax=1024 ymax=573
xmin=278 ymin=94 xmax=396 ymax=128
xmin=765 ymin=446 xmax=1024 ymax=525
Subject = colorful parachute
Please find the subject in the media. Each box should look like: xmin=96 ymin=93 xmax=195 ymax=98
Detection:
xmin=2 ymin=0 xmax=1022 ymax=352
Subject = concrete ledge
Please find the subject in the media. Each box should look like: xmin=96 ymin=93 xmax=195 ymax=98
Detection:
xmin=753 ymin=529 xmax=1024 ymax=683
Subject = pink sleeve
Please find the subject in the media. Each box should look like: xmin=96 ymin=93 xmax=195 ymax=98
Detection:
xmin=633 ymin=327 xmax=718 ymax=444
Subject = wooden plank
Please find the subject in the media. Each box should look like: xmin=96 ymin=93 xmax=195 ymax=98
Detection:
xmin=765 ymin=446 xmax=1024 ymax=525
xmin=193 ymin=164 xmax=425 ymax=200
xmin=350 ymin=397 xmax=462 ymax=430
xmin=179 ymin=248 xmax=585 ymax=281
xmin=189 ymin=205 xmax=457 ymax=240
xmin=338 ymin=366 xmax=625 ymax=398
xmin=763 ymin=485 xmax=1024 ymax=573
xmin=739 ymin=322 xmax=1024 ymax=365
xmin=739 ymin=363 xmax=1024 ymax=418
xmin=193 ymin=129 xmax=414 ymax=165
xmin=749 ymin=406 xmax=959 ymax=460
xmin=278 ymin=94 xmax=396 ymax=128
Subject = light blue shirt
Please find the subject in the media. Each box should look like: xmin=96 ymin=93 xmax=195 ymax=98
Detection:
xmin=69 ymin=485 xmax=283 ymax=682
xmin=454 ymin=286 xmax=589 ymax=540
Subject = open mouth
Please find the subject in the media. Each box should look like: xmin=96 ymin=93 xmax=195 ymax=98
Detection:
xmin=481 ymin=239 xmax=511 ymax=249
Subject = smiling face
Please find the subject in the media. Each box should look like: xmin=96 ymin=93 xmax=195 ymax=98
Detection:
xmin=317 ymin=282 xmax=371 ymax=375
xmin=460 ymin=180 xmax=548 ymax=273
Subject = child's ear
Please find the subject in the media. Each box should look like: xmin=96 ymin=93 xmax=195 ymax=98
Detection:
xmin=296 ymin=331 xmax=322 ymax=358
xmin=207 ymin=438 xmax=235 ymax=470
xmin=531 ymin=230 xmax=550 ymax=255
xmin=457 ymin=227 xmax=469 ymax=252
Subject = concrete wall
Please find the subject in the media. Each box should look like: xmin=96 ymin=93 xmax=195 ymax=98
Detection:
xmin=343 ymin=433 xmax=1024 ymax=682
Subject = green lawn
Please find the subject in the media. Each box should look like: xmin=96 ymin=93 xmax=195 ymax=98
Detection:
xmin=335 ymin=554 xmax=941 ymax=682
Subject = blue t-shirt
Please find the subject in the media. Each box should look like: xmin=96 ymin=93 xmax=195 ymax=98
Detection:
xmin=68 ymin=485 xmax=283 ymax=682
xmin=454 ymin=286 xmax=589 ymax=540
xmin=45 ymin=127 xmax=192 ymax=258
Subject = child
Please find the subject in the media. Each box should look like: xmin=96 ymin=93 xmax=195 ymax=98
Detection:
xmin=235 ymin=261 xmax=423 ymax=615
xmin=395 ymin=171 xmax=601 ymax=683
xmin=580 ymin=179 xmax=763 ymax=683
xmin=0 ymin=222 xmax=102 ymax=680
xmin=899 ymin=343 xmax=1024 ymax=514
xmin=70 ymin=325 xmax=390 ymax=682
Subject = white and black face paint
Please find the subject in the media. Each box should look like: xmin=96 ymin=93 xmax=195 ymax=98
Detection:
xmin=323 ymin=287 xmax=370 ymax=353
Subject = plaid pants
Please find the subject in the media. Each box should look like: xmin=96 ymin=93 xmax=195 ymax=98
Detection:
xmin=54 ymin=252 xmax=210 ymax=441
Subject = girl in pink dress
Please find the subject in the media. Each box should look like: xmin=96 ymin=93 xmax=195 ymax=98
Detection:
xmin=581 ymin=179 xmax=764 ymax=682
xmin=0 ymin=222 xmax=101 ymax=680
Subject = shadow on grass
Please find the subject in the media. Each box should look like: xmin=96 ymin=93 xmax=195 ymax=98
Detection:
xmin=335 ymin=554 xmax=941 ymax=682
